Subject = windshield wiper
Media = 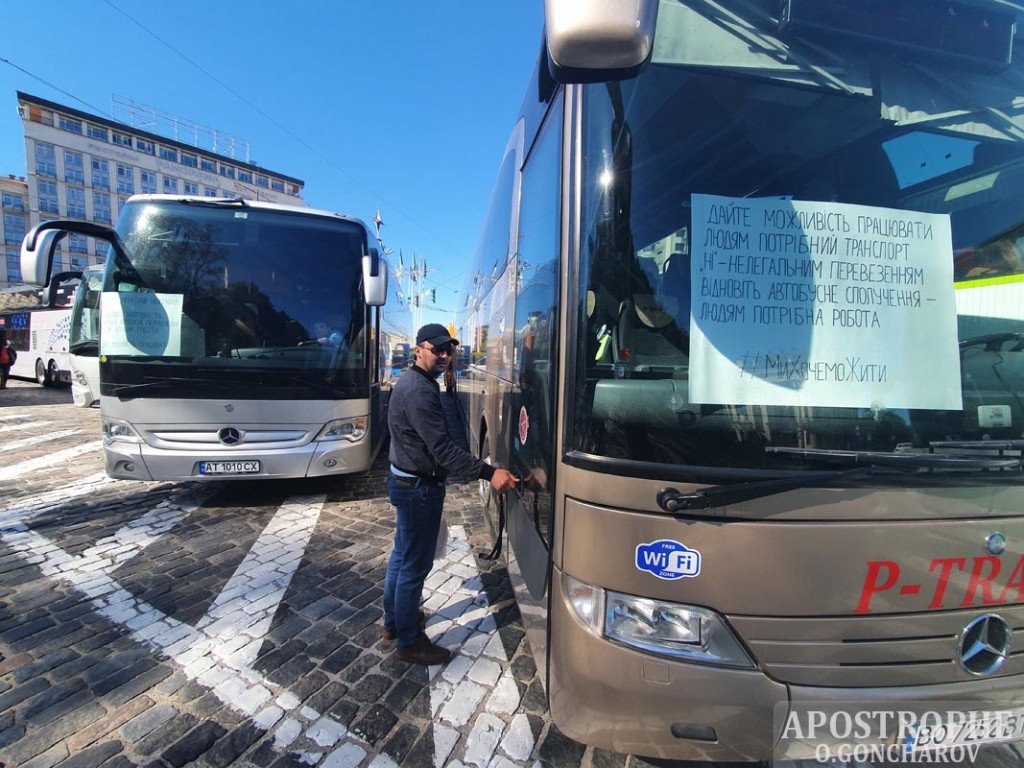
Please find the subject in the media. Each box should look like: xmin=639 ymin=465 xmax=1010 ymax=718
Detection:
xmin=766 ymin=446 xmax=1021 ymax=471
xmin=109 ymin=376 xmax=234 ymax=395
xmin=656 ymin=447 xmax=1020 ymax=512
xmin=657 ymin=465 xmax=873 ymax=511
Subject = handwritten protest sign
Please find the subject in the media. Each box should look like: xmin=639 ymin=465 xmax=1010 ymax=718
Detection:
xmin=688 ymin=194 xmax=961 ymax=410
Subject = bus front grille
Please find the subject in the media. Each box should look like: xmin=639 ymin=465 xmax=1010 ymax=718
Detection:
xmin=729 ymin=605 xmax=1024 ymax=687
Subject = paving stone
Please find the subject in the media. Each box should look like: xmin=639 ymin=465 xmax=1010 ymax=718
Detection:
xmin=121 ymin=703 xmax=179 ymax=743
xmin=537 ymin=724 xmax=586 ymax=768
xmin=350 ymin=703 xmax=398 ymax=746
xmin=160 ymin=719 xmax=227 ymax=767
xmin=204 ymin=721 xmax=265 ymax=768
xmin=52 ymin=740 xmax=122 ymax=768
xmin=67 ymin=695 xmax=153 ymax=751
xmin=133 ymin=713 xmax=199 ymax=757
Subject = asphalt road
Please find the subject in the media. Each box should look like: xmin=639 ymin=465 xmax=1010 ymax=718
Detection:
xmin=1 ymin=379 xmax=1022 ymax=768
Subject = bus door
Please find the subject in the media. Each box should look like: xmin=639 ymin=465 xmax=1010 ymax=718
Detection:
xmin=507 ymin=99 xmax=564 ymax=601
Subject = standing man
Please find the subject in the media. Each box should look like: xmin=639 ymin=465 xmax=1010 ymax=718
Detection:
xmin=383 ymin=323 xmax=519 ymax=665
xmin=0 ymin=339 xmax=16 ymax=389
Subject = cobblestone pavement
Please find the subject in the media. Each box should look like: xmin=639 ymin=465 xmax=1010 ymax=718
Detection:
xmin=1 ymin=380 xmax=1022 ymax=768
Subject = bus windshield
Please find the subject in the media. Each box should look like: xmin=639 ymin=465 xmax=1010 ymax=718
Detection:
xmin=101 ymin=199 xmax=371 ymax=400
xmin=573 ymin=1 xmax=1024 ymax=474
xmin=69 ymin=265 xmax=103 ymax=355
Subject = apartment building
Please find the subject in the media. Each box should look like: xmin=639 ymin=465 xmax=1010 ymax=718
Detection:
xmin=6 ymin=91 xmax=305 ymax=288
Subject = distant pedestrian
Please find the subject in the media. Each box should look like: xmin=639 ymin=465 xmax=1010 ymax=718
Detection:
xmin=0 ymin=340 xmax=16 ymax=389
xmin=382 ymin=323 xmax=519 ymax=665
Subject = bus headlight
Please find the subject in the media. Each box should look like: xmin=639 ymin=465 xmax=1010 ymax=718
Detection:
xmin=315 ymin=417 xmax=366 ymax=443
xmin=101 ymin=417 xmax=142 ymax=444
xmin=562 ymin=574 xmax=754 ymax=668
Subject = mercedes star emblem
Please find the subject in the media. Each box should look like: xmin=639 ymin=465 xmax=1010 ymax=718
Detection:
xmin=958 ymin=614 xmax=1011 ymax=676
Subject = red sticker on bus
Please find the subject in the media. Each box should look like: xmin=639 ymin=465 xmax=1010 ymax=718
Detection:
xmin=519 ymin=406 xmax=529 ymax=445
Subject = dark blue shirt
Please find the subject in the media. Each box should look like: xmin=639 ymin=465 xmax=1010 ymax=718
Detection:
xmin=387 ymin=364 xmax=495 ymax=482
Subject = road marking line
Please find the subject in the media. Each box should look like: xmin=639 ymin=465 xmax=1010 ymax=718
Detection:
xmin=0 ymin=429 xmax=84 ymax=455
xmin=0 ymin=420 xmax=52 ymax=434
xmin=197 ymin=494 xmax=325 ymax=668
xmin=0 ymin=472 xmax=113 ymax=530
xmin=0 ymin=437 xmax=99 ymax=481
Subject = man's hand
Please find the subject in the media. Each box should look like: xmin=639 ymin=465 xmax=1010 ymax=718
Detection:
xmin=489 ymin=468 xmax=520 ymax=493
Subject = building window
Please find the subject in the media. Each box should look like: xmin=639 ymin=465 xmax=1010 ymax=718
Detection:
xmin=288 ymin=183 xmax=301 ymax=196
xmin=219 ymin=165 xmax=235 ymax=179
xmin=64 ymin=151 xmax=85 ymax=185
xmin=136 ymin=139 xmax=155 ymax=155
xmin=6 ymin=250 xmax=21 ymax=281
xmin=163 ymin=177 xmax=178 ymax=194
xmin=181 ymin=152 xmax=197 ymax=168
xmin=200 ymin=159 xmax=217 ymax=173
xmin=38 ymin=180 xmax=59 ymax=214
xmin=113 ymin=132 xmax=133 ymax=148
xmin=255 ymin=175 xmax=269 ymax=188
xmin=159 ymin=146 xmax=178 ymax=162
xmin=238 ymin=170 xmax=252 ymax=183
xmin=93 ymin=192 xmax=112 ymax=224
xmin=91 ymin=159 xmax=110 ymax=190
xmin=70 ymin=254 xmax=88 ymax=269
xmin=2 ymin=192 xmax=25 ymax=211
xmin=27 ymin=106 xmax=54 ymax=126
xmin=204 ymin=186 xmax=218 ymax=197
xmin=116 ymin=164 xmax=134 ymax=195
xmin=87 ymin=124 xmax=108 ymax=141
xmin=35 ymin=143 xmax=57 ymax=178
xmin=68 ymin=233 xmax=88 ymax=253
xmin=117 ymin=196 xmax=130 ymax=214
xmin=140 ymin=170 xmax=156 ymax=194
xmin=66 ymin=187 xmax=86 ymax=218
xmin=59 ymin=115 xmax=82 ymax=134
xmin=184 ymin=182 xmax=198 ymax=195
xmin=4 ymin=213 xmax=25 ymax=245
xmin=271 ymin=180 xmax=285 ymax=192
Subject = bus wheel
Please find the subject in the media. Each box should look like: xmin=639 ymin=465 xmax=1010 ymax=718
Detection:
xmin=48 ymin=360 xmax=59 ymax=386
xmin=35 ymin=359 xmax=50 ymax=387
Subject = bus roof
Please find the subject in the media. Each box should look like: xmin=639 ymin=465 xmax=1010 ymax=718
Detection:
xmin=123 ymin=194 xmax=373 ymax=235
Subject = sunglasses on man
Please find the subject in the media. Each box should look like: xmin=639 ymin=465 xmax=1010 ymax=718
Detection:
xmin=421 ymin=342 xmax=456 ymax=356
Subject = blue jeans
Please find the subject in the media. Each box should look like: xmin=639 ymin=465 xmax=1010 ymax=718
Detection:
xmin=382 ymin=474 xmax=445 ymax=649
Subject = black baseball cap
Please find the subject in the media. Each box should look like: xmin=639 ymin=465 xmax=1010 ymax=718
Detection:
xmin=416 ymin=323 xmax=459 ymax=347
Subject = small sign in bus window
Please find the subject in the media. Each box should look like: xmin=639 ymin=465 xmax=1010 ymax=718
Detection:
xmin=688 ymin=194 xmax=961 ymax=410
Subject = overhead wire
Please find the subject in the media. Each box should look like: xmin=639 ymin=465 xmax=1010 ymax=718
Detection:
xmin=100 ymin=0 xmax=465 ymax=261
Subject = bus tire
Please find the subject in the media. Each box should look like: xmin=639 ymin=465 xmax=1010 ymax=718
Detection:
xmin=48 ymin=360 xmax=59 ymax=386
xmin=35 ymin=359 xmax=50 ymax=387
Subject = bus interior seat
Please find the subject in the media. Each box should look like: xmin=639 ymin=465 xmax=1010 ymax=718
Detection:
xmin=617 ymin=295 xmax=689 ymax=370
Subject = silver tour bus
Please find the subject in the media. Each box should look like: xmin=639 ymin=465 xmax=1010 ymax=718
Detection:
xmin=460 ymin=0 xmax=1024 ymax=761
xmin=21 ymin=195 xmax=396 ymax=480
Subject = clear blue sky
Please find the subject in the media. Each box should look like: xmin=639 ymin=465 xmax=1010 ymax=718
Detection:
xmin=0 ymin=1 xmax=545 ymax=329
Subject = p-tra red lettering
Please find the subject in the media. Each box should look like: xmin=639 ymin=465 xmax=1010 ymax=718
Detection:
xmin=961 ymin=556 xmax=1002 ymax=607
xmin=996 ymin=555 xmax=1024 ymax=605
xmin=928 ymin=557 xmax=967 ymax=609
xmin=855 ymin=560 xmax=900 ymax=614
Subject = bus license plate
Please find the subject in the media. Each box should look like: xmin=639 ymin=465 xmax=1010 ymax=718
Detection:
xmin=901 ymin=708 xmax=1024 ymax=753
xmin=198 ymin=460 xmax=261 ymax=475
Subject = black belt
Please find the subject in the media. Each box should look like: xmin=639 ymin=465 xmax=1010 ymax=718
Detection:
xmin=391 ymin=472 xmax=444 ymax=487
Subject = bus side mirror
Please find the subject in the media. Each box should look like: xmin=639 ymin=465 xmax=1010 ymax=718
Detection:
xmin=363 ymin=248 xmax=389 ymax=307
xmin=543 ymin=0 xmax=658 ymax=83
xmin=20 ymin=226 xmax=66 ymax=286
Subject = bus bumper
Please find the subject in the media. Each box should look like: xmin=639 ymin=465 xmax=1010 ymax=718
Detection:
xmin=548 ymin=563 xmax=786 ymax=761
xmin=103 ymin=437 xmax=376 ymax=481
xmin=548 ymin=566 xmax=1024 ymax=761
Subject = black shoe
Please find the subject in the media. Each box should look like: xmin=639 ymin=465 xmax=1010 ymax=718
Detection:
xmin=381 ymin=609 xmax=426 ymax=641
xmin=395 ymin=636 xmax=451 ymax=666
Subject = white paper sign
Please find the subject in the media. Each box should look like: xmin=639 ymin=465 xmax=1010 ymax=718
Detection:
xmin=100 ymin=292 xmax=183 ymax=357
xmin=688 ymin=194 xmax=962 ymax=410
